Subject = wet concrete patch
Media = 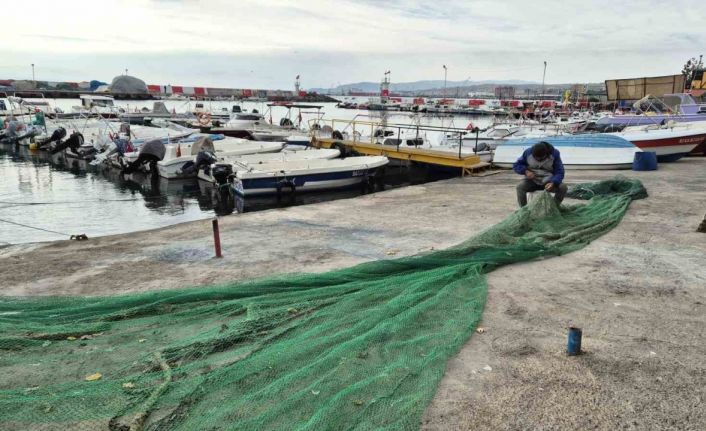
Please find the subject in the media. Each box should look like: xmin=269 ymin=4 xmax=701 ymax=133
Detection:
xmin=154 ymin=246 xmax=213 ymax=263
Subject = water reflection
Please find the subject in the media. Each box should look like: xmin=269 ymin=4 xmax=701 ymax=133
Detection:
xmin=1 ymin=142 xmax=452 ymax=244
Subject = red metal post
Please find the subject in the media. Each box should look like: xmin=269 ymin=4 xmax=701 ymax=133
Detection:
xmin=212 ymin=218 xmax=222 ymax=258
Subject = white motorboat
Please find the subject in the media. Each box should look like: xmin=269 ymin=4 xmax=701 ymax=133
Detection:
xmin=493 ymin=134 xmax=641 ymax=170
xmin=608 ymin=127 xmax=706 ymax=162
xmin=284 ymin=134 xmax=313 ymax=146
xmin=197 ymin=148 xmax=341 ymax=182
xmin=156 ymin=137 xmax=285 ymax=179
xmin=217 ymin=156 xmax=388 ymax=196
xmin=71 ymin=95 xmax=120 ymax=118
xmin=445 ymin=123 xmax=566 ymax=151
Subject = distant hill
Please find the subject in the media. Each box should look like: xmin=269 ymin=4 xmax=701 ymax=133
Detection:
xmin=310 ymin=79 xmax=540 ymax=94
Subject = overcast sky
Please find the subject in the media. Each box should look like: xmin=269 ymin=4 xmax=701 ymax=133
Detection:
xmin=2 ymin=0 xmax=704 ymax=89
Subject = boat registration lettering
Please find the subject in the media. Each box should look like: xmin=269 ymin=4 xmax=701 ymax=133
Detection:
xmin=351 ymin=170 xmax=367 ymax=177
xmin=679 ymin=136 xmax=703 ymax=144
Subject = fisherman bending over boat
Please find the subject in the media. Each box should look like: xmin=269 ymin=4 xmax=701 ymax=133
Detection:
xmin=513 ymin=141 xmax=567 ymax=207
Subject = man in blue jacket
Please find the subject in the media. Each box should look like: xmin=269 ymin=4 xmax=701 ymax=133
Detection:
xmin=513 ymin=141 xmax=567 ymax=207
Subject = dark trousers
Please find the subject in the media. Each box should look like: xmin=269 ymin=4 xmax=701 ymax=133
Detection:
xmin=516 ymin=179 xmax=568 ymax=207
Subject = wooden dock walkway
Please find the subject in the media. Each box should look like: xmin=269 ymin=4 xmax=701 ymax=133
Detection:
xmin=312 ymin=137 xmax=489 ymax=176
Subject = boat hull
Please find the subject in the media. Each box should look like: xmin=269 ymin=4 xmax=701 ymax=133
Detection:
xmin=231 ymin=156 xmax=388 ymax=196
xmin=493 ymin=134 xmax=639 ymax=170
xmin=197 ymin=148 xmax=341 ymax=182
xmin=612 ymin=131 xmax=705 ymax=162
xmin=234 ymin=168 xmax=380 ymax=196
xmin=157 ymin=140 xmax=285 ymax=179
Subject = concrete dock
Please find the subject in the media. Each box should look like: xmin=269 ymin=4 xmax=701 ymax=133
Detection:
xmin=1 ymin=159 xmax=705 ymax=429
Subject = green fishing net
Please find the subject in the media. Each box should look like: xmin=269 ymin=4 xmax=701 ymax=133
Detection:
xmin=0 ymin=176 xmax=647 ymax=431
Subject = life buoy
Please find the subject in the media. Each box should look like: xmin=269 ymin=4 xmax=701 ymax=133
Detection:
xmin=196 ymin=112 xmax=212 ymax=126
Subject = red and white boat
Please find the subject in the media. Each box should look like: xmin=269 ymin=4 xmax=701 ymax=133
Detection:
xmin=610 ymin=127 xmax=706 ymax=162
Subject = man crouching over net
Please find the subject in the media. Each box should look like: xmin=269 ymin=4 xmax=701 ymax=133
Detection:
xmin=513 ymin=141 xmax=567 ymax=208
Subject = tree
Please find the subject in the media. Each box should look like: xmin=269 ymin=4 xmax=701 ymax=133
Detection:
xmin=682 ymin=55 xmax=704 ymax=89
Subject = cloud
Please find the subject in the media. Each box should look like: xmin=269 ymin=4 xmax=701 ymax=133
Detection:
xmin=2 ymin=0 xmax=704 ymax=87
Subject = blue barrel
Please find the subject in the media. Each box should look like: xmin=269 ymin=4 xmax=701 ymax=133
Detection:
xmin=632 ymin=151 xmax=658 ymax=171
xmin=567 ymin=327 xmax=582 ymax=356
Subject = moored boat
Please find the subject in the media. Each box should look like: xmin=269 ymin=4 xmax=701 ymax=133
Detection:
xmin=157 ymin=138 xmax=285 ymax=179
xmin=217 ymin=156 xmax=388 ymax=196
xmin=596 ymin=93 xmax=706 ymax=128
xmin=197 ymin=148 xmax=340 ymax=182
xmin=609 ymin=127 xmax=706 ymax=162
xmin=493 ymin=134 xmax=641 ymax=170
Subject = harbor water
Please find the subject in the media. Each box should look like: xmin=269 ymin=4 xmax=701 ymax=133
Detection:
xmin=1 ymin=99 xmax=493 ymax=245
xmin=0 ymin=99 xmax=488 ymax=246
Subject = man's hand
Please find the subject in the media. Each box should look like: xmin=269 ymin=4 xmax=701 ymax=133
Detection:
xmin=544 ymin=182 xmax=555 ymax=191
xmin=525 ymin=170 xmax=535 ymax=179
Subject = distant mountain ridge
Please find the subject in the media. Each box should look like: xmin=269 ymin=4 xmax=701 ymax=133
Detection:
xmin=310 ymin=79 xmax=540 ymax=94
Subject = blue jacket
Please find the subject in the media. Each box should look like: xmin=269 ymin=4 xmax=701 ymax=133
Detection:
xmin=512 ymin=146 xmax=565 ymax=185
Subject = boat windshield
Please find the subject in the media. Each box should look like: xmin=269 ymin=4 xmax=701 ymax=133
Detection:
xmin=83 ymin=98 xmax=114 ymax=108
xmin=235 ymin=113 xmax=261 ymax=120
xmin=488 ymin=129 xmax=511 ymax=138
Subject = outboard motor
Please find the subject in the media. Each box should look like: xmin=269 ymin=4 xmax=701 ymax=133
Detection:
xmin=37 ymin=127 xmax=67 ymax=149
xmin=122 ymin=139 xmax=166 ymax=174
xmin=212 ymin=163 xmax=234 ymax=186
xmin=50 ymin=132 xmax=84 ymax=154
xmin=180 ymin=150 xmax=218 ymax=177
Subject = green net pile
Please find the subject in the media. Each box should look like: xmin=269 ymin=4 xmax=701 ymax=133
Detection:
xmin=0 ymin=177 xmax=647 ymax=431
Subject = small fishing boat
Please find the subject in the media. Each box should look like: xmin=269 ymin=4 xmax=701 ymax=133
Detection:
xmin=197 ymin=148 xmax=341 ymax=182
xmin=609 ymin=127 xmax=706 ymax=162
xmin=596 ymin=93 xmax=706 ymax=128
xmin=71 ymin=95 xmax=120 ymax=118
xmin=157 ymin=137 xmax=285 ymax=179
xmin=208 ymin=112 xmax=269 ymax=138
xmin=493 ymin=134 xmax=640 ymax=170
xmin=118 ymin=102 xmax=191 ymax=124
xmin=216 ymin=156 xmax=388 ymax=196
xmin=283 ymin=134 xmax=313 ymax=146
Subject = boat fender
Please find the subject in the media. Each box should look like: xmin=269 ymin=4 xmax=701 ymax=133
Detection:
xmin=276 ymin=179 xmax=296 ymax=195
xmin=332 ymin=142 xmax=347 ymax=158
xmin=360 ymin=175 xmax=374 ymax=193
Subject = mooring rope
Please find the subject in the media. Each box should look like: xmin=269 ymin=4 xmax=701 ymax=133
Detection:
xmin=0 ymin=198 xmax=142 ymax=206
xmin=0 ymin=217 xmax=71 ymax=237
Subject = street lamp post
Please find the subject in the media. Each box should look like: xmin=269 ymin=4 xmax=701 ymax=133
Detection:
xmin=31 ymin=63 xmax=35 ymax=86
xmin=443 ymin=65 xmax=448 ymax=100
xmin=541 ymin=61 xmax=547 ymax=101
